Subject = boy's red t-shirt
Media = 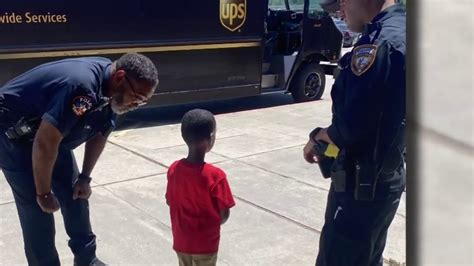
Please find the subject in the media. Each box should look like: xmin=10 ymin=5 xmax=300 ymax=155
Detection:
xmin=166 ymin=159 xmax=235 ymax=254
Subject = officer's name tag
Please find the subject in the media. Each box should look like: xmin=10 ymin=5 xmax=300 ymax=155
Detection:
xmin=351 ymin=44 xmax=378 ymax=76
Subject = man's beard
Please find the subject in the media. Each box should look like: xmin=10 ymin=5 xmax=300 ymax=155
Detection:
xmin=110 ymin=94 xmax=136 ymax=114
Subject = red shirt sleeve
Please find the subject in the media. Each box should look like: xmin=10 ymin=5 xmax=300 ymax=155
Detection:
xmin=165 ymin=161 xmax=178 ymax=204
xmin=165 ymin=169 xmax=170 ymax=204
xmin=211 ymin=174 xmax=235 ymax=211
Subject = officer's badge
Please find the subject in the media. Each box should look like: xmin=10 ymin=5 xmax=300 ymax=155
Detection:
xmin=72 ymin=96 xmax=93 ymax=116
xmin=351 ymin=44 xmax=378 ymax=76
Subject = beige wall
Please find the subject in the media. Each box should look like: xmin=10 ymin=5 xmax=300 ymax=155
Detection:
xmin=417 ymin=0 xmax=473 ymax=265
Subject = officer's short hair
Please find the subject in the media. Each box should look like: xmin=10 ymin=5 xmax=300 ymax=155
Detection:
xmin=181 ymin=109 xmax=216 ymax=144
xmin=116 ymin=53 xmax=159 ymax=89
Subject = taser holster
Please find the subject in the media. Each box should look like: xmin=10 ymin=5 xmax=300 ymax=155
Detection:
xmin=330 ymin=149 xmax=347 ymax=193
xmin=313 ymin=138 xmax=348 ymax=193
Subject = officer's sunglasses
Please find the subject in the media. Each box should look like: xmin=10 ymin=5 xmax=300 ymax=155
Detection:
xmin=124 ymin=75 xmax=148 ymax=107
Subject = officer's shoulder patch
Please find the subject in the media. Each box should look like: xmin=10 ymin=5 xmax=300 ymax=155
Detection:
xmin=72 ymin=96 xmax=93 ymax=116
xmin=351 ymin=44 xmax=378 ymax=76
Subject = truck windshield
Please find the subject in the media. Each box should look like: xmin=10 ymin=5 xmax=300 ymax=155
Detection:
xmin=269 ymin=0 xmax=325 ymax=12
xmin=268 ymin=0 xmax=327 ymax=17
xmin=287 ymin=0 xmax=304 ymax=11
xmin=268 ymin=0 xmax=305 ymax=10
xmin=268 ymin=0 xmax=288 ymax=10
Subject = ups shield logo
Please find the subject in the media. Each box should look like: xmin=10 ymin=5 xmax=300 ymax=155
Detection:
xmin=220 ymin=0 xmax=246 ymax=32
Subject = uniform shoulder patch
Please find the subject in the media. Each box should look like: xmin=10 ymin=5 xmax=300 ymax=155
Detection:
xmin=72 ymin=96 xmax=93 ymax=116
xmin=351 ymin=44 xmax=378 ymax=76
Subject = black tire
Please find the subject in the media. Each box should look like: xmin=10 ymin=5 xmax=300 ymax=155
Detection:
xmin=290 ymin=63 xmax=326 ymax=102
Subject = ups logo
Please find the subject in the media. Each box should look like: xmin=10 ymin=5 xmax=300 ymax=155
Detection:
xmin=220 ymin=0 xmax=246 ymax=32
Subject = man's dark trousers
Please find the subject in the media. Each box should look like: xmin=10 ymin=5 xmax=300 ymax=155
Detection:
xmin=316 ymin=184 xmax=403 ymax=266
xmin=0 ymin=131 xmax=97 ymax=266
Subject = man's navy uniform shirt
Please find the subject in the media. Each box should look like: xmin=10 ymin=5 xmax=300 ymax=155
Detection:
xmin=327 ymin=4 xmax=406 ymax=164
xmin=0 ymin=57 xmax=116 ymax=150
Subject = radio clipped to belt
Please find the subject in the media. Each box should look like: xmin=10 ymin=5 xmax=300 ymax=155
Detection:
xmin=5 ymin=117 xmax=40 ymax=141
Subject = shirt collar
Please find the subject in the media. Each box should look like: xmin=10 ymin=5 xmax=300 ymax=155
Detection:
xmin=362 ymin=4 xmax=405 ymax=35
xmin=99 ymin=63 xmax=112 ymax=98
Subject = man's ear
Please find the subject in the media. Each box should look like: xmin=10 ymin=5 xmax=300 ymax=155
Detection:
xmin=113 ymin=69 xmax=126 ymax=81
xmin=109 ymin=70 xmax=126 ymax=94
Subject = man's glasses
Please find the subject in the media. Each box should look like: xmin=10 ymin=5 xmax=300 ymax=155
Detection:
xmin=124 ymin=75 xmax=148 ymax=107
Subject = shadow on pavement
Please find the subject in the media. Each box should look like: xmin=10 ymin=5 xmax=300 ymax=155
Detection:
xmin=116 ymin=92 xmax=298 ymax=130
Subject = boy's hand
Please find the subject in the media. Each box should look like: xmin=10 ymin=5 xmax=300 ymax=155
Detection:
xmin=220 ymin=209 xmax=230 ymax=224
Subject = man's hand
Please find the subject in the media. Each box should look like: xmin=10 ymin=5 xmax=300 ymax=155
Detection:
xmin=36 ymin=192 xmax=60 ymax=213
xmin=303 ymin=139 xmax=318 ymax=164
xmin=73 ymin=179 xmax=92 ymax=200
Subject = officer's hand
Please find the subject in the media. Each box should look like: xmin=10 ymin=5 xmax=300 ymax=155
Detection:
xmin=36 ymin=192 xmax=60 ymax=213
xmin=303 ymin=139 xmax=318 ymax=164
xmin=73 ymin=179 xmax=92 ymax=200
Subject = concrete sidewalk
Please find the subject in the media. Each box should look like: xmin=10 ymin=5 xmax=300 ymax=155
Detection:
xmin=0 ymin=79 xmax=406 ymax=265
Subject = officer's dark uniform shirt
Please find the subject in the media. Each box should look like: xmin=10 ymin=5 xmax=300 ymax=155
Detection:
xmin=327 ymin=5 xmax=406 ymax=169
xmin=0 ymin=57 xmax=116 ymax=150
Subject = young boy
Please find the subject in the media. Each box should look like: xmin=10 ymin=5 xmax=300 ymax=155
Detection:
xmin=166 ymin=109 xmax=235 ymax=266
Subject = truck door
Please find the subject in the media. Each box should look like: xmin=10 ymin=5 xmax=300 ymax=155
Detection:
xmin=300 ymin=0 xmax=343 ymax=63
xmin=285 ymin=0 xmax=343 ymax=91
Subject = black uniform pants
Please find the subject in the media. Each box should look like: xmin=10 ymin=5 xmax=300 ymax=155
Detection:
xmin=316 ymin=184 xmax=403 ymax=266
xmin=0 ymin=132 xmax=97 ymax=266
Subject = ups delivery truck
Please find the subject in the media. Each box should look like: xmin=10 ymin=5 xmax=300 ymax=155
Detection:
xmin=0 ymin=0 xmax=342 ymax=107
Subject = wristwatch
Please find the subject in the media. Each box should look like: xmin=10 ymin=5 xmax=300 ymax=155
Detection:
xmin=37 ymin=191 xmax=53 ymax=199
xmin=78 ymin=173 xmax=92 ymax=184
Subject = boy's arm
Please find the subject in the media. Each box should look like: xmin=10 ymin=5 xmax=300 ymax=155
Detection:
xmin=165 ymin=166 xmax=173 ymax=207
xmin=220 ymin=209 xmax=230 ymax=225
xmin=211 ymin=172 xmax=235 ymax=225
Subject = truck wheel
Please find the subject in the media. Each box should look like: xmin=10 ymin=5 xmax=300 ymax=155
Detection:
xmin=291 ymin=63 xmax=326 ymax=102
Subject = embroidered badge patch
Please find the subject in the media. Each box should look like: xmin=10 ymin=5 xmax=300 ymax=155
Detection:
xmin=351 ymin=44 xmax=378 ymax=76
xmin=72 ymin=96 xmax=93 ymax=116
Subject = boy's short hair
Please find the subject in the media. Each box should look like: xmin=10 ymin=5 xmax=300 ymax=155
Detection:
xmin=181 ymin=109 xmax=216 ymax=144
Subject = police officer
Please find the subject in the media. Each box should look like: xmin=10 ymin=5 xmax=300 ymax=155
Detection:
xmin=303 ymin=0 xmax=406 ymax=265
xmin=0 ymin=53 xmax=158 ymax=266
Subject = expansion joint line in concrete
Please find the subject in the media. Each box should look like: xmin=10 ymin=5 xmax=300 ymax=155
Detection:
xmin=101 ymin=185 xmax=171 ymax=231
xmin=234 ymin=195 xmax=321 ymax=234
xmin=108 ymin=141 xmax=169 ymax=169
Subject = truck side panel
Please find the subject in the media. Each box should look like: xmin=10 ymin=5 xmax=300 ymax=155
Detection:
xmin=0 ymin=0 xmax=267 ymax=106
